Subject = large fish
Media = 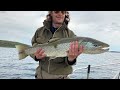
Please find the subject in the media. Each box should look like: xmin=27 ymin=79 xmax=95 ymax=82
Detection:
xmin=15 ymin=36 xmax=109 ymax=60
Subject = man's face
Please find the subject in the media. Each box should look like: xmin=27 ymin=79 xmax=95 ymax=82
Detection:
xmin=51 ymin=11 xmax=66 ymax=24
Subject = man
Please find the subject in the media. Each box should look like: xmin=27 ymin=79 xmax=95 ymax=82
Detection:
xmin=31 ymin=11 xmax=84 ymax=79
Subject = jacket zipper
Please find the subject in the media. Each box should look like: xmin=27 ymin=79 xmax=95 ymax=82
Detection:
xmin=47 ymin=26 xmax=62 ymax=73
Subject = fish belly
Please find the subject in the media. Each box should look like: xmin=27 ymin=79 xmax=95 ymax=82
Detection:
xmin=44 ymin=43 xmax=70 ymax=57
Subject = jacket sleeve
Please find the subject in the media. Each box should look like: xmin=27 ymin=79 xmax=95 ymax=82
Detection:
xmin=30 ymin=29 xmax=40 ymax=60
xmin=67 ymin=29 xmax=77 ymax=38
xmin=65 ymin=57 xmax=76 ymax=65
xmin=31 ymin=29 xmax=39 ymax=46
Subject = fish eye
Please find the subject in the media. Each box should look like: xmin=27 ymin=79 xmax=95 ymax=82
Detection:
xmin=94 ymin=44 xmax=98 ymax=47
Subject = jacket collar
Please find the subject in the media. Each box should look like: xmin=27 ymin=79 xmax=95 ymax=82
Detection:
xmin=43 ymin=20 xmax=68 ymax=31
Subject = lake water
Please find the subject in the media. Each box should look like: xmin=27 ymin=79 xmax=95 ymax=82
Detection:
xmin=0 ymin=47 xmax=120 ymax=79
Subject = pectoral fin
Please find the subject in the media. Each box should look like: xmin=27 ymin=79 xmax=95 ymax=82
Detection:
xmin=49 ymin=56 xmax=57 ymax=60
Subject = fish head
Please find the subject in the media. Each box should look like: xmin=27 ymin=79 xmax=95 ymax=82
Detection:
xmin=78 ymin=37 xmax=110 ymax=54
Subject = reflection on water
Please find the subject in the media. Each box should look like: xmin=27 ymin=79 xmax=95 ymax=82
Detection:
xmin=0 ymin=47 xmax=120 ymax=79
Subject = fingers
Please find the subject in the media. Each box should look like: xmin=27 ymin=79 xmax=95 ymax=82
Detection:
xmin=69 ymin=42 xmax=74 ymax=56
xmin=74 ymin=41 xmax=79 ymax=56
xmin=67 ymin=41 xmax=84 ymax=60
xmin=67 ymin=41 xmax=78 ymax=61
xmin=34 ymin=48 xmax=46 ymax=59
xmin=78 ymin=45 xmax=84 ymax=55
xmin=39 ymin=53 xmax=46 ymax=59
xmin=69 ymin=41 xmax=79 ymax=56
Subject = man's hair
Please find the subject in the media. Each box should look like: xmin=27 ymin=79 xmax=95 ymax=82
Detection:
xmin=45 ymin=11 xmax=70 ymax=25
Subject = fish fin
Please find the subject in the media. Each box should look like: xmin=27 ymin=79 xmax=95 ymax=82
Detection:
xmin=54 ymin=44 xmax=57 ymax=48
xmin=15 ymin=45 xmax=30 ymax=60
xmin=49 ymin=56 xmax=57 ymax=60
xmin=48 ymin=38 xmax=60 ymax=48
xmin=48 ymin=38 xmax=60 ymax=43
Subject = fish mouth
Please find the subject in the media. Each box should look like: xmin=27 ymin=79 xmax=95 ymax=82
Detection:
xmin=99 ymin=46 xmax=110 ymax=51
xmin=102 ymin=47 xmax=109 ymax=51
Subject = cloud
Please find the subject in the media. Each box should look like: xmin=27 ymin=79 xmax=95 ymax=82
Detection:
xmin=0 ymin=11 xmax=120 ymax=51
xmin=70 ymin=11 xmax=120 ymax=24
xmin=69 ymin=11 xmax=120 ymax=51
xmin=0 ymin=11 xmax=48 ymax=44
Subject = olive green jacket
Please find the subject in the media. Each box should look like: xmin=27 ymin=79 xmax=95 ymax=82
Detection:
xmin=31 ymin=20 xmax=76 ymax=75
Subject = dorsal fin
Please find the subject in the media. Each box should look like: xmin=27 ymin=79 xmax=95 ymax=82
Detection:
xmin=48 ymin=38 xmax=60 ymax=43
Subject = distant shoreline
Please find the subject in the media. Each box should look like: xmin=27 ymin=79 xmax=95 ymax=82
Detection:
xmin=0 ymin=40 xmax=30 ymax=48
xmin=109 ymin=51 xmax=120 ymax=53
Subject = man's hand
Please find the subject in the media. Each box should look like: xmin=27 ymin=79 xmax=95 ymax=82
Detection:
xmin=66 ymin=41 xmax=84 ymax=61
xmin=34 ymin=48 xmax=46 ymax=60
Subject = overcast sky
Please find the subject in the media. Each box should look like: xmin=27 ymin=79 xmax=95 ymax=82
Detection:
xmin=0 ymin=11 xmax=120 ymax=51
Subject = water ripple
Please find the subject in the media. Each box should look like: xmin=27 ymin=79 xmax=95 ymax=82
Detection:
xmin=1 ymin=47 xmax=120 ymax=79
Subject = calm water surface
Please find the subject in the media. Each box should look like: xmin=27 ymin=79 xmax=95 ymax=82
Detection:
xmin=0 ymin=47 xmax=120 ymax=79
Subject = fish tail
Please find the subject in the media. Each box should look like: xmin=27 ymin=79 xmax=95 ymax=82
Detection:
xmin=15 ymin=45 xmax=29 ymax=60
